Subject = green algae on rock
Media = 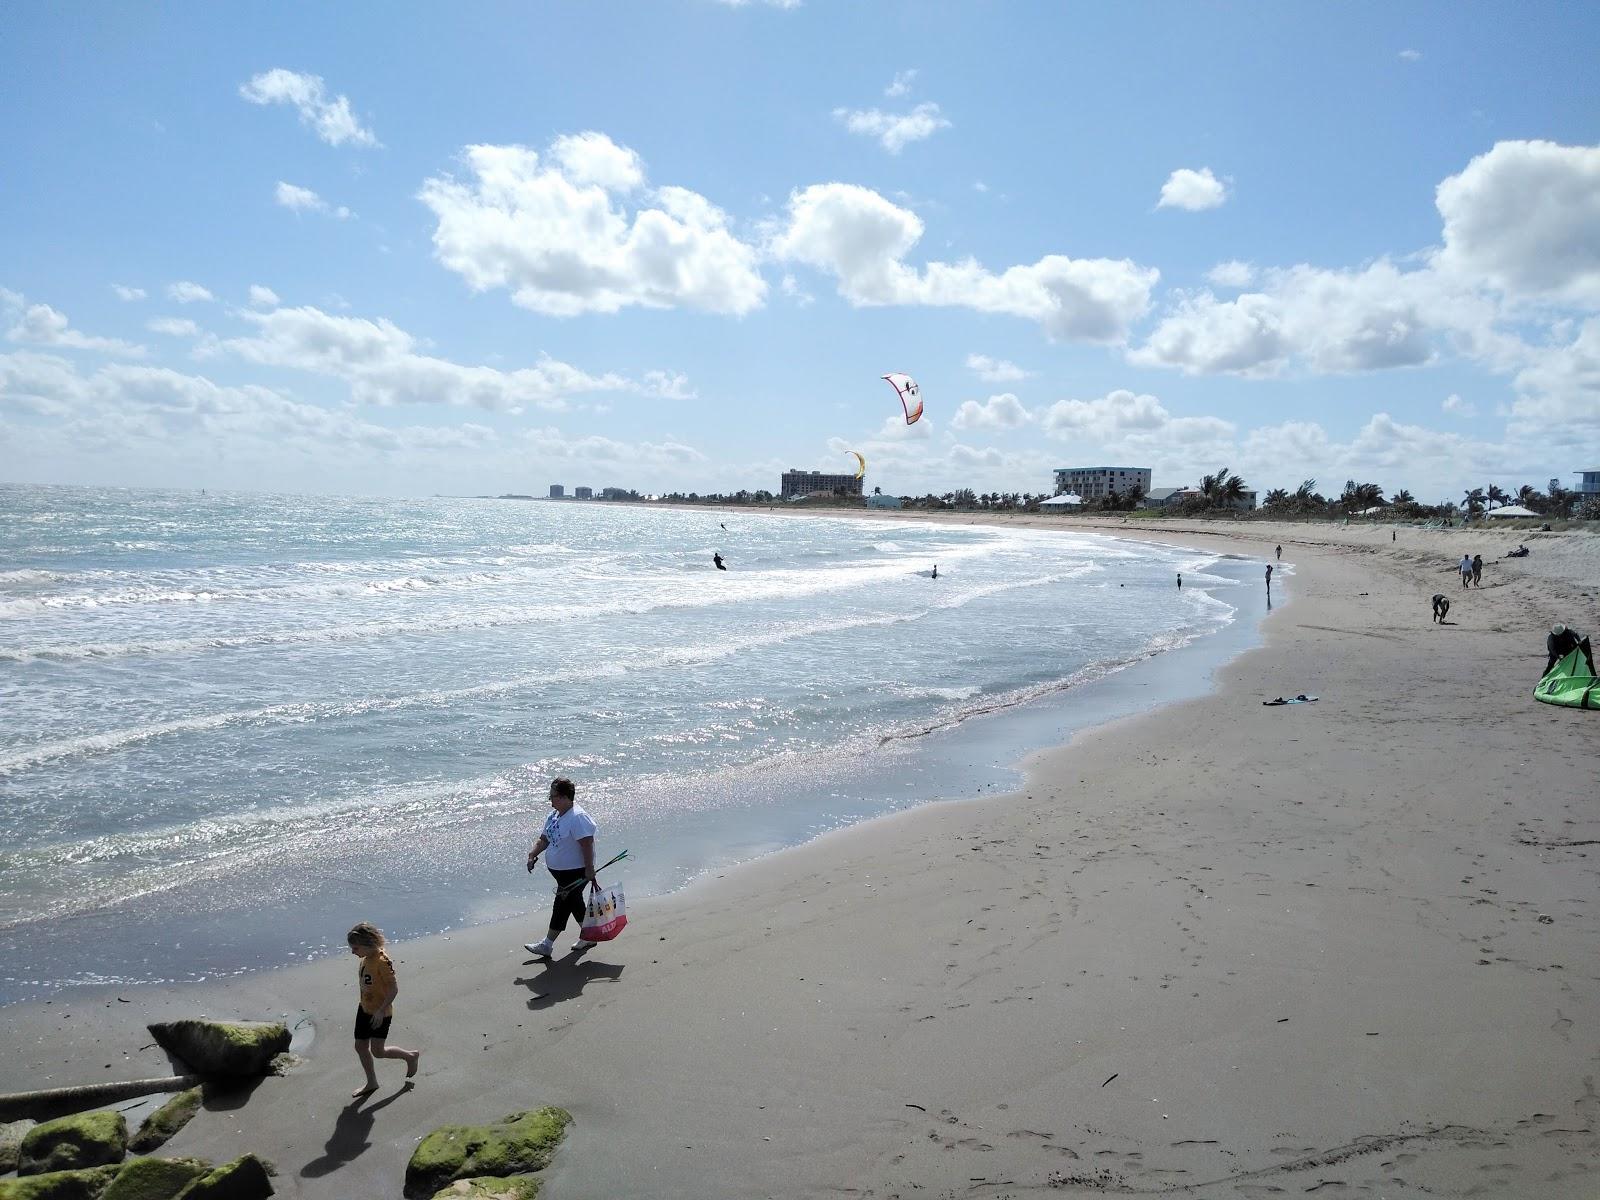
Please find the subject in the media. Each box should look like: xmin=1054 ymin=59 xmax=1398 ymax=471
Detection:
xmin=0 ymin=1121 xmax=37 ymax=1174
xmin=168 ymin=1154 xmax=273 ymax=1200
xmin=100 ymin=1158 xmax=211 ymax=1200
xmin=146 ymin=1023 xmax=289 ymax=1082
xmin=430 ymin=1179 xmax=542 ymax=1200
xmin=18 ymin=1113 xmax=127 ymax=1176
xmin=404 ymin=1109 xmax=571 ymax=1199
xmin=127 ymin=1090 xmax=201 ymax=1155
xmin=0 ymin=1165 xmax=120 ymax=1200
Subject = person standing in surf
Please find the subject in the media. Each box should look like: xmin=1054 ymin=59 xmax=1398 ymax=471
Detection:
xmin=525 ymin=777 xmax=600 ymax=958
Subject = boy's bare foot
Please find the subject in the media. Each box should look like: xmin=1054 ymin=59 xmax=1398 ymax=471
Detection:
xmin=351 ymin=1083 xmax=379 ymax=1099
xmin=405 ymin=1051 xmax=421 ymax=1079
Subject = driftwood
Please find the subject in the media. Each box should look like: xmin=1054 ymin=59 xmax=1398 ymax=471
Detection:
xmin=0 ymin=1074 xmax=200 ymax=1122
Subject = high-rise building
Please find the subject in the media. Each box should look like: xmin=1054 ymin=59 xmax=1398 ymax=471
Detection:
xmin=549 ymin=484 xmax=565 ymax=498
xmin=781 ymin=469 xmax=863 ymax=498
xmin=1052 ymin=466 xmax=1152 ymax=501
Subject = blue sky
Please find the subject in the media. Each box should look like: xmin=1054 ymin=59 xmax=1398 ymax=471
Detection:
xmin=3 ymin=1 xmax=1599 ymax=501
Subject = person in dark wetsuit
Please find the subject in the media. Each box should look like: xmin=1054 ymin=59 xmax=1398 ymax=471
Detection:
xmin=1431 ymin=593 xmax=1450 ymax=623
xmin=931 ymin=564 xmax=938 ymax=579
xmin=1546 ymin=624 xmax=1597 ymax=675
xmin=712 ymin=552 xmax=726 ymax=571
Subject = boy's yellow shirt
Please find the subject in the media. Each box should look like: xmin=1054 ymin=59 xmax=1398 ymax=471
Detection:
xmin=357 ymin=950 xmax=396 ymax=1014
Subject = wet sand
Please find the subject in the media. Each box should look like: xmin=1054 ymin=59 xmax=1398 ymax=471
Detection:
xmin=4 ymin=520 xmax=1598 ymax=1198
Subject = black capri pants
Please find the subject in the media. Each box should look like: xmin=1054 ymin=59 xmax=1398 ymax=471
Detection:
xmin=547 ymin=867 xmax=589 ymax=934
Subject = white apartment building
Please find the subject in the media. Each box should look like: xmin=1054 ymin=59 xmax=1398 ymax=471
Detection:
xmin=1052 ymin=466 xmax=1152 ymax=501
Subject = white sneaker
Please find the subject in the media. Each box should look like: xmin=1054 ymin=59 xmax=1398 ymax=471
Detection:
xmin=572 ymin=939 xmax=595 ymax=952
xmin=525 ymin=939 xmax=555 ymax=957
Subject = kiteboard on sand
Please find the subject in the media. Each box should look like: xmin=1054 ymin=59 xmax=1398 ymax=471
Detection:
xmin=1534 ymin=649 xmax=1600 ymax=710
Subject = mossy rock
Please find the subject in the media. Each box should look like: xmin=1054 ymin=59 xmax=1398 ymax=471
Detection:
xmin=100 ymin=1158 xmax=211 ymax=1200
xmin=169 ymin=1154 xmax=272 ymax=1200
xmin=0 ymin=1121 xmax=37 ymax=1174
xmin=18 ymin=1113 xmax=127 ymax=1175
xmin=127 ymin=1090 xmax=201 ymax=1154
xmin=0 ymin=1165 xmax=120 ymax=1200
xmin=430 ymin=1178 xmax=541 ymax=1200
xmin=147 ymin=1022 xmax=289 ymax=1081
xmin=404 ymin=1109 xmax=570 ymax=1199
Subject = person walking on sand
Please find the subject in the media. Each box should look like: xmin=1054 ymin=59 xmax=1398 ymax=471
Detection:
xmin=525 ymin=777 xmax=600 ymax=958
xmin=347 ymin=923 xmax=419 ymax=1099
xmin=1459 ymin=554 xmax=1473 ymax=589
xmin=1471 ymin=554 xmax=1483 ymax=587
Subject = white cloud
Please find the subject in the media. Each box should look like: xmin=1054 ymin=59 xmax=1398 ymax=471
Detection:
xmin=1509 ymin=317 xmax=1600 ymax=434
xmin=167 ymin=281 xmax=214 ymax=304
xmin=6 ymin=303 xmax=146 ymax=357
xmin=885 ymin=69 xmax=918 ymax=98
xmin=550 ymin=131 xmax=644 ymax=191
xmin=239 ymin=68 xmax=378 ymax=148
xmin=965 ymin=353 xmax=1031 ymax=382
xmin=711 ymin=0 xmax=801 ymax=8
xmin=1442 ymin=393 xmax=1476 ymax=416
xmin=1399 ymin=49 xmax=1422 ymax=61
xmin=772 ymin=183 xmax=1157 ymax=342
xmin=779 ymin=273 xmax=814 ymax=306
xmin=641 ymin=369 xmax=696 ymax=400
xmin=111 ymin=285 xmax=146 ymax=302
xmin=218 ymin=303 xmax=676 ymax=413
xmin=1435 ymin=139 xmax=1600 ymax=305
xmin=419 ymin=137 xmax=767 ymax=317
xmin=147 ymin=317 xmax=199 ymax=337
xmin=973 ymin=180 xmax=989 ymax=194
xmin=1132 ymin=260 xmax=1471 ymax=376
xmin=951 ymin=392 xmax=1032 ymax=431
xmin=274 ymin=182 xmax=351 ymax=219
xmin=833 ymin=102 xmax=951 ymax=154
xmin=248 ymin=285 xmax=280 ymax=308
xmin=1205 ymin=260 xmax=1255 ymax=288
xmin=1158 ymin=167 xmax=1228 ymax=211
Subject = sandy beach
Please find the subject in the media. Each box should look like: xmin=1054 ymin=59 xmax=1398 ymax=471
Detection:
xmin=5 ymin=517 xmax=1598 ymax=1198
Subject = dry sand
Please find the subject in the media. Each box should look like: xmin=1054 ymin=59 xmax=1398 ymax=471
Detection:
xmin=5 ymin=519 xmax=1599 ymax=1198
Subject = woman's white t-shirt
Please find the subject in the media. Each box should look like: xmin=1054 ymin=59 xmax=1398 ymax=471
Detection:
xmin=542 ymin=804 xmax=597 ymax=870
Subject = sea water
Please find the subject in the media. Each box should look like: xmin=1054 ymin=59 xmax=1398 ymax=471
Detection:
xmin=0 ymin=485 xmax=1256 ymax=1002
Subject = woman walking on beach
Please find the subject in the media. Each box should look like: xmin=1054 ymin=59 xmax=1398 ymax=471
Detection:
xmin=1471 ymin=554 xmax=1483 ymax=586
xmin=525 ymin=777 xmax=600 ymax=958
xmin=347 ymin=923 xmax=420 ymax=1098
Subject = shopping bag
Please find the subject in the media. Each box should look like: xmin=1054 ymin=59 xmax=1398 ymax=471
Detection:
xmin=580 ymin=883 xmax=627 ymax=942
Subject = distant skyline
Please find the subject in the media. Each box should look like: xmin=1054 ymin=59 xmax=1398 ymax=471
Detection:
xmin=3 ymin=2 xmax=1599 ymax=503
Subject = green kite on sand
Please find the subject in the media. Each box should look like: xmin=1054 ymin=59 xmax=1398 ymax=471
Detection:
xmin=1534 ymin=649 xmax=1600 ymax=709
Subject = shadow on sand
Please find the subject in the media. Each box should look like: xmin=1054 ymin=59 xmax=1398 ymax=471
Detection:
xmin=299 ymin=1081 xmax=413 ymax=1179
xmin=514 ymin=952 xmax=625 ymax=1009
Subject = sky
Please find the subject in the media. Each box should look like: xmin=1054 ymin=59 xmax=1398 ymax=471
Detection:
xmin=3 ymin=2 xmax=1599 ymax=504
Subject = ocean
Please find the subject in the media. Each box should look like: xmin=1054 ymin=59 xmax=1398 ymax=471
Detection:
xmin=0 ymin=485 xmax=1264 ymax=1004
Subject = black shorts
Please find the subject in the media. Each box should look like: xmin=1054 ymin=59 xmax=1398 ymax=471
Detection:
xmin=354 ymin=1006 xmax=392 ymax=1041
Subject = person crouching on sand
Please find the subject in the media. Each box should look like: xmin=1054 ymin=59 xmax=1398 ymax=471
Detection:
xmin=347 ymin=922 xmax=420 ymax=1098
xmin=525 ymin=776 xmax=599 ymax=958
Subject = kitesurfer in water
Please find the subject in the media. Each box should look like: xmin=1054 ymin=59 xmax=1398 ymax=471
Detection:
xmin=931 ymin=564 xmax=938 ymax=579
xmin=712 ymin=552 xmax=726 ymax=571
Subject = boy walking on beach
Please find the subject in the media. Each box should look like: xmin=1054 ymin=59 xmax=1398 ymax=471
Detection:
xmin=525 ymin=777 xmax=600 ymax=958
xmin=347 ymin=923 xmax=420 ymax=1098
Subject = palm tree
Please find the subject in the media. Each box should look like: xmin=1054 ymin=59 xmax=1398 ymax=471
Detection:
xmin=1263 ymin=487 xmax=1290 ymax=509
xmin=1486 ymin=484 xmax=1510 ymax=511
xmin=1125 ymin=483 xmax=1146 ymax=510
xmin=1462 ymin=487 xmax=1486 ymax=516
xmin=1393 ymin=488 xmax=1415 ymax=505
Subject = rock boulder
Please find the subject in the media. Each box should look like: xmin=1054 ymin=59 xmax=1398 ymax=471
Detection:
xmin=128 ymin=1090 xmax=201 ymax=1154
xmin=100 ymin=1157 xmax=211 ymax=1200
xmin=0 ymin=1165 xmax=121 ymax=1200
xmin=404 ymin=1109 xmax=570 ymax=1199
xmin=169 ymin=1154 xmax=273 ymax=1199
xmin=145 ymin=1024 xmax=288 ymax=1082
xmin=0 ymin=1120 xmax=37 ymax=1173
xmin=18 ymin=1113 xmax=127 ymax=1175
xmin=431 ymin=1180 xmax=542 ymax=1200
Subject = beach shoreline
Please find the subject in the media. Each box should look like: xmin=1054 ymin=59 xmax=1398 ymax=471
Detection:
xmin=4 ymin=517 xmax=1598 ymax=1198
